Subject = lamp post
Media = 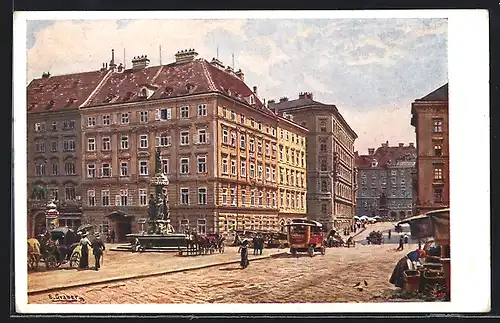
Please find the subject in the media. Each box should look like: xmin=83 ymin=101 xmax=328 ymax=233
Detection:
xmin=45 ymin=199 xmax=59 ymax=231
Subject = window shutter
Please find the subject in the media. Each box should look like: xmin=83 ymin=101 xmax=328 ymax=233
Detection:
xmin=167 ymin=136 xmax=172 ymax=146
xmin=167 ymin=108 xmax=172 ymax=120
xmin=115 ymin=195 xmax=121 ymax=206
xmin=206 ymin=133 xmax=210 ymax=144
xmin=155 ymin=136 xmax=160 ymax=147
xmin=109 ymin=166 xmax=112 ymax=177
xmin=155 ymin=109 xmax=161 ymax=120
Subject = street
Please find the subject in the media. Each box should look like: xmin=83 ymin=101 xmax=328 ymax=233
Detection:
xmin=28 ymin=222 xmax=426 ymax=304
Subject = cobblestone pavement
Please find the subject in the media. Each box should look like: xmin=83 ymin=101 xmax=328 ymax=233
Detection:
xmin=28 ymin=222 xmax=428 ymax=304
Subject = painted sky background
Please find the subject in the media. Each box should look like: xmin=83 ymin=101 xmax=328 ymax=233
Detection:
xmin=26 ymin=19 xmax=448 ymax=153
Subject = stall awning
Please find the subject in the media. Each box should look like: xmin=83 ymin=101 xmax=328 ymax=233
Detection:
xmin=397 ymin=208 xmax=450 ymax=244
xmin=106 ymin=210 xmax=134 ymax=219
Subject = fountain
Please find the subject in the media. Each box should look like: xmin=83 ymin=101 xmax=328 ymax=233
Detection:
xmin=125 ymin=148 xmax=187 ymax=251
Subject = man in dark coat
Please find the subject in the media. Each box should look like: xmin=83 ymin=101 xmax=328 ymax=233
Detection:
xmin=110 ymin=229 xmax=116 ymax=243
xmin=92 ymin=233 xmax=106 ymax=271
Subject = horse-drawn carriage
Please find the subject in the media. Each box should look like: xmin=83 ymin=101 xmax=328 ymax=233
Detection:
xmin=35 ymin=227 xmax=81 ymax=269
xmin=366 ymin=230 xmax=384 ymax=245
xmin=325 ymin=230 xmax=356 ymax=248
xmin=179 ymin=231 xmax=225 ymax=256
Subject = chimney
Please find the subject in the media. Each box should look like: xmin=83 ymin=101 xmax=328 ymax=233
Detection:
xmin=109 ymin=49 xmax=117 ymax=70
xmin=253 ymin=86 xmax=257 ymax=95
xmin=382 ymin=141 xmax=389 ymax=148
xmin=368 ymin=148 xmax=375 ymax=155
xmin=117 ymin=63 xmax=124 ymax=72
xmin=131 ymin=55 xmax=150 ymax=69
xmin=279 ymin=97 xmax=288 ymax=103
xmin=225 ymin=65 xmax=233 ymax=73
xmin=409 ymin=142 xmax=415 ymax=148
xmin=299 ymin=92 xmax=306 ymax=99
xmin=399 ymin=143 xmax=404 ymax=147
xmin=100 ymin=63 xmax=106 ymax=72
xmin=210 ymin=57 xmax=225 ymax=69
xmin=268 ymin=99 xmax=275 ymax=105
xmin=305 ymin=92 xmax=313 ymax=100
xmin=235 ymin=69 xmax=245 ymax=81
xmin=175 ymin=49 xmax=199 ymax=63
xmin=41 ymin=72 xmax=51 ymax=78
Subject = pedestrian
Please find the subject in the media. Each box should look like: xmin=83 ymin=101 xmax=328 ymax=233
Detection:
xmin=404 ymin=234 xmax=409 ymax=244
xmin=252 ymin=235 xmax=258 ymax=255
xmin=111 ymin=229 xmax=115 ymax=243
xmin=388 ymin=229 xmax=391 ymax=240
xmin=92 ymin=233 xmax=106 ymax=271
xmin=258 ymin=234 xmax=264 ymax=255
xmin=79 ymin=232 xmax=92 ymax=269
xmin=239 ymin=239 xmax=249 ymax=268
xmin=396 ymin=236 xmax=404 ymax=251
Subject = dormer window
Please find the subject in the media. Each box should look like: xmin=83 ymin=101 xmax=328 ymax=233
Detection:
xmin=140 ymin=88 xmax=147 ymax=98
xmin=371 ymin=159 xmax=378 ymax=167
xmin=139 ymin=86 xmax=154 ymax=99
xmin=250 ymin=95 xmax=255 ymax=105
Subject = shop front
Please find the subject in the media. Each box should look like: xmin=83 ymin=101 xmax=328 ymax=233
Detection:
xmin=107 ymin=210 xmax=134 ymax=242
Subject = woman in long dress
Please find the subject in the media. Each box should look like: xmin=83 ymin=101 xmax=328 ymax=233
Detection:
xmin=389 ymin=249 xmax=426 ymax=288
xmin=79 ymin=233 xmax=92 ymax=269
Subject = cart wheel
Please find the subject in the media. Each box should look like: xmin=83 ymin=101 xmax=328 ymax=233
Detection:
xmin=70 ymin=253 xmax=80 ymax=268
xmin=308 ymin=245 xmax=314 ymax=257
xmin=290 ymin=248 xmax=297 ymax=257
xmin=45 ymin=255 xmax=57 ymax=269
xmin=321 ymin=246 xmax=326 ymax=255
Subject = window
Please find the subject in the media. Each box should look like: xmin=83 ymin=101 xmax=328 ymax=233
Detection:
xmin=198 ymin=104 xmax=207 ymax=116
xmin=140 ymin=111 xmax=148 ymax=122
xmin=250 ymin=163 xmax=255 ymax=178
xmin=249 ymin=138 xmax=255 ymax=152
xmin=63 ymin=139 xmax=75 ymax=151
xmin=230 ymin=110 xmax=236 ymax=120
xmin=51 ymin=121 xmax=57 ymax=131
xmin=240 ymin=160 xmax=246 ymax=177
xmin=35 ymin=163 xmax=46 ymax=176
xmin=272 ymin=169 xmax=276 ymax=182
xmin=197 ymin=156 xmax=207 ymax=173
xmin=231 ymin=132 xmax=236 ymax=146
xmin=139 ymin=134 xmax=148 ymax=148
xmin=241 ymin=189 xmax=246 ymax=206
xmin=158 ymin=108 xmax=172 ymax=120
xmin=197 ymin=219 xmax=206 ymax=234
xmin=250 ymin=190 xmax=255 ymax=206
xmin=391 ymin=188 xmax=396 ymax=197
xmin=51 ymin=140 xmax=57 ymax=152
xmin=120 ymin=162 xmax=128 ymax=177
xmin=320 ymin=121 xmax=327 ymax=132
xmin=320 ymin=143 xmax=327 ymax=152
xmin=35 ymin=140 xmax=45 ymax=153
xmin=51 ymin=161 xmax=58 ymax=175
xmin=198 ymin=188 xmax=207 ymax=205
xmin=240 ymin=135 xmax=246 ymax=149
xmin=101 ymin=163 xmax=111 ymax=177
xmin=434 ymin=144 xmax=442 ymax=156
xmin=121 ymin=113 xmax=129 ymax=124
xmin=433 ymin=167 xmax=443 ymax=180
xmin=64 ymin=162 xmax=75 ymax=175
xmin=221 ymin=158 xmax=228 ymax=174
xmin=180 ymin=106 xmax=189 ymax=119
xmin=102 ymin=115 xmax=110 ymax=125
xmin=121 ymin=135 xmax=129 ymax=149
xmin=87 ymin=117 xmax=96 ymax=127
xmin=433 ymin=119 xmax=443 ymax=133
xmin=250 ymin=118 xmax=255 ymax=127
xmin=258 ymin=191 xmax=263 ymax=206
xmin=321 ymin=203 xmax=327 ymax=214
xmin=258 ymin=165 xmax=263 ymax=179
xmin=157 ymin=133 xmax=171 ymax=147
xmin=266 ymin=192 xmax=271 ymax=207
xmin=320 ymin=158 xmax=327 ymax=171
xmin=272 ymin=192 xmax=276 ymax=207
xmin=49 ymin=188 xmax=59 ymax=201
xmin=240 ymin=114 xmax=245 ymax=124
xmin=34 ymin=122 xmax=46 ymax=132
xmin=222 ymin=129 xmax=228 ymax=144
xmin=266 ymin=167 xmax=271 ymax=181
xmin=257 ymin=121 xmax=262 ymax=130
xmin=87 ymin=138 xmax=96 ymax=151
xmin=230 ymin=159 xmax=236 ymax=175
xmin=139 ymin=161 xmax=148 ymax=175
xmin=87 ymin=164 xmax=95 ymax=178
xmin=102 ymin=137 xmax=110 ymax=151
xmin=257 ymin=140 xmax=262 ymax=154
xmin=197 ymin=129 xmax=207 ymax=144
xmin=321 ymin=180 xmax=328 ymax=192
xmin=180 ymin=158 xmax=189 ymax=174
xmin=63 ymin=120 xmax=75 ymax=130
xmin=230 ymin=186 xmax=236 ymax=205
xmin=433 ymin=187 xmax=443 ymax=203
xmin=87 ymin=190 xmax=95 ymax=206
xmin=102 ymin=190 xmax=110 ymax=206
xmin=65 ymin=186 xmax=76 ymax=200
xmin=162 ymin=159 xmax=169 ymax=174
xmin=120 ymin=189 xmax=128 ymax=206
xmin=180 ymin=131 xmax=189 ymax=145
xmin=139 ymin=189 xmax=148 ymax=206
xmin=221 ymin=187 xmax=227 ymax=204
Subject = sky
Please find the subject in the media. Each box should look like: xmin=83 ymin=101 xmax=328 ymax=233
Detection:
xmin=25 ymin=18 xmax=448 ymax=154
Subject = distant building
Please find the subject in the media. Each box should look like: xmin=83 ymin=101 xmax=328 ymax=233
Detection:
xmin=410 ymin=83 xmax=449 ymax=214
xmin=270 ymin=93 xmax=357 ymax=231
xmin=355 ymin=142 xmax=416 ymax=220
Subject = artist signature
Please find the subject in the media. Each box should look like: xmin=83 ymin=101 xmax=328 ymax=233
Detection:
xmin=48 ymin=293 xmax=85 ymax=303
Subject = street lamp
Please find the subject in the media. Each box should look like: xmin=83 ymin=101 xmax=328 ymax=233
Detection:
xmin=45 ymin=199 xmax=59 ymax=231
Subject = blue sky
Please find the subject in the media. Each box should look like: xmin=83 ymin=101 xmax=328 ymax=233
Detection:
xmin=26 ymin=18 xmax=448 ymax=152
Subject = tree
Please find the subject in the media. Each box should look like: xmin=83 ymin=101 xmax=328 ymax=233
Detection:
xmin=30 ymin=185 xmax=47 ymax=200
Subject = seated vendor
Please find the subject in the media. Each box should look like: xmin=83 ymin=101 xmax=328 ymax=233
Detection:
xmin=389 ymin=249 xmax=426 ymax=288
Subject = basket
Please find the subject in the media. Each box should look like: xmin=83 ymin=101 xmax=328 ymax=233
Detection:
xmin=423 ymin=263 xmax=443 ymax=271
xmin=422 ymin=270 xmax=445 ymax=292
xmin=425 ymin=255 xmax=441 ymax=264
xmin=403 ymin=270 xmax=421 ymax=293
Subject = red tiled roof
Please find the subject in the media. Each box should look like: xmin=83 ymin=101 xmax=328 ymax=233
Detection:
xmin=355 ymin=145 xmax=416 ymax=168
xmin=27 ymin=70 xmax=109 ymax=114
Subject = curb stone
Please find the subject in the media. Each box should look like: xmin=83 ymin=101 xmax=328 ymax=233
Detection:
xmin=28 ymin=252 xmax=286 ymax=295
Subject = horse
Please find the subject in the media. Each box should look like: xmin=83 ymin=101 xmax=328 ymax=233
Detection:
xmin=27 ymin=238 xmax=41 ymax=270
xmin=183 ymin=231 xmax=199 ymax=255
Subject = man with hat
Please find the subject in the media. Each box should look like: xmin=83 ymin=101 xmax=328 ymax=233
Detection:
xmin=92 ymin=232 xmax=106 ymax=271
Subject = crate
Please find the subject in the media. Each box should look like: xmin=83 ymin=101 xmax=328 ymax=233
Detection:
xmin=403 ymin=270 xmax=421 ymax=294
